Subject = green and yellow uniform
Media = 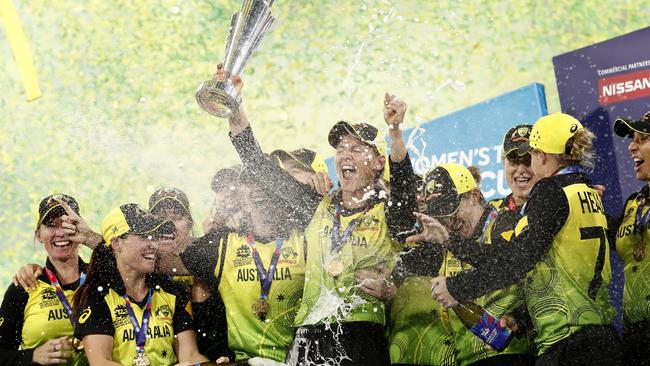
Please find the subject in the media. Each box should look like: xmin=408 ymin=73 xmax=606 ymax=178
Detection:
xmin=182 ymin=230 xmax=305 ymax=362
xmin=447 ymin=173 xmax=616 ymax=356
xmin=389 ymin=241 xmax=460 ymax=366
xmin=0 ymin=258 xmax=88 ymax=366
xmin=448 ymin=200 xmax=533 ymax=365
xmin=294 ymin=195 xmax=403 ymax=326
xmin=615 ymin=187 xmax=650 ymax=325
xmin=74 ymin=276 xmax=192 ymax=365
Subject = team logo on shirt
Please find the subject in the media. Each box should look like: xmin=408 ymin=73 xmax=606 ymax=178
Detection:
xmin=39 ymin=288 xmax=60 ymax=308
xmin=233 ymin=245 xmax=253 ymax=267
xmin=113 ymin=304 xmax=131 ymax=328
xmin=356 ymin=215 xmax=381 ymax=231
xmin=279 ymin=246 xmax=299 ymax=265
xmin=155 ymin=304 xmax=173 ymax=322
xmin=624 ymin=206 xmax=635 ymax=221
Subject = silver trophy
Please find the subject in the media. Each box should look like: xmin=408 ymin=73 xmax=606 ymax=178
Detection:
xmin=196 ymin=0 xmax=276 ymax=118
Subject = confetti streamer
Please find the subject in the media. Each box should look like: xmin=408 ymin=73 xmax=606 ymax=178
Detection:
xmin=0 ymin=0 xmax=41 ymax=102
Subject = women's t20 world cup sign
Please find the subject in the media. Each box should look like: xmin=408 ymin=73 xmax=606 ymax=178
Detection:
xmin=196 ymin=0 xmax=275 ymax=118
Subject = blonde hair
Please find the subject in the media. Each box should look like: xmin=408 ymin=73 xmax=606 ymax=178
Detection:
xmin=557 ymin=128 xmax=596 ymax=170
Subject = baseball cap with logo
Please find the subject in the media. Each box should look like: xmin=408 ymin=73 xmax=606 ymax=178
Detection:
xmin=613 ymin=111 xmax=650 ymax=138
xmin=271 ymin=148 xmax=329 ymax=174
xmin=327 ymin=121 xmax=390 ymax=181
xmin=502 ymin=124 xmax=533 ymax=157
xmin=518 ymin=113 xmax=584 ymax=155
xmin=422 ymin=163 xmax=477 ymax=217
xmin=36 ymin=193 xmax=80 ymax=227
xmin=148 ymin=187 xmax=190 ymax=215
xmin=101 ymin=203 xmax=175 ymax=245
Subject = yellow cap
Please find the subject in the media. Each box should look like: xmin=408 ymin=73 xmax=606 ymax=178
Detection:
xmin=101 ymin=203 xmax=175 ymax=246
xmin=526 ymin=113 xmax=583 ymax=155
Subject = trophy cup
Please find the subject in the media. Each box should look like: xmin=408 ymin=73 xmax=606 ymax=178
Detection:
xmin=196 ymin=0 xmax=276 ymax=118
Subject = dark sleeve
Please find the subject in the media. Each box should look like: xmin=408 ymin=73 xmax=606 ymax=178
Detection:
xmin=181 ymin=231 xmax=226 ymax=286
xmin=386 ymin=155 xmax=418 ymax=243
xmin=393 ymin=243 xmax=444 ymax=286
xmin=192 ymin=291 xmax=233 ymax=360
xmin=0 ymin=284 xmax=33 ymax=366
xmin=74 ymin=292 xmax=114 ymax=339
xmin=443 ymin=236 xmax=486 ymax=266
xmin=446 ymin=178 xmax=570 ymax=301
xmin=172 ymin=290 xmax=194 ymax=335
xmin=230 ymin=126 xmax=321 ymax=230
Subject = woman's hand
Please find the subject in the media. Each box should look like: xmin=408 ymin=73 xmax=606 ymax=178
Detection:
xmin=405 ymin=212 xmax=449 ymax=244
xmin=309 ymin=172 xmax=333 ymax=196
xmin=57 ymin=198 xmax=103 ymax=249
xmin=355 ymin=264 xmax=396 ymax=300
xmin=32 ymin=336 xmax=74 ymax=365
xmin=431 ymin=276 xmax=459 ymax=308
xmin=12 ymin=263 xmax=42 ymax=291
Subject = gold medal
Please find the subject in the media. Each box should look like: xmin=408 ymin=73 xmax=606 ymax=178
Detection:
xmin=634 ymin=241 xmax=646 ymax=262
xmin=326 ymin=257 xmax=344 ymax=277
xmin=132 ymin=352 xmax=150 ymax=366
xmin=252 ymin=299 xmax=270 ymax=321
xmin=71 ymin=337 xmax=84 ymax=351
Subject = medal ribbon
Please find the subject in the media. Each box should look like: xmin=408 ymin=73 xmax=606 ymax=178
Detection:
xmin=245 ymin=235 xmax=284 ymax=301
xmin=506 ymin=195 xmax=518 ymax=212
xmin=480 ymin=206 xmax=499 ymax=240
xmin=44 ymin=267 xmax=85 ymax=327
xmin=634 ymin=196 xmax=650 ymax=236
xmin=331 ymin=204 xmax=367 ymax=254
xmin=122 ymin=289 xmax=153 ymax=354
xmin=552 ymin=165 xmax=590 ymax=176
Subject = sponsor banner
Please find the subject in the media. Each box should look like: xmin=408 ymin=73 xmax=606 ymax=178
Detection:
xmin=553 ymin=26 xmax=650 ymax=333
xmin=553 ymin=26 xmax=650 ymax=216
xmin=599 ymin=67 xmax=650 ymax=105
xmin=326 ymin=83 xmax=548 ymax=201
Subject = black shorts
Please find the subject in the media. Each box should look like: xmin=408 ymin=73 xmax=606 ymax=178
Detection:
xmin=286 ymin=322 xmax=390 ymax=366
xmin=622 ymin=319 xmax=650 ymax=366
xmin=534 ymin=325 xmax=622 ymax=366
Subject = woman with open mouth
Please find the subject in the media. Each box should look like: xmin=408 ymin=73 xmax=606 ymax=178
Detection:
xmin=612 ymin=111 xmax=650 ymax=365
xmin=424 ymin=113 xmax=622 ymax=365
xmin=0 ymin=194 xmax=89 ymax=365
xmin=72 ymin=203 xmax=209 ymax=365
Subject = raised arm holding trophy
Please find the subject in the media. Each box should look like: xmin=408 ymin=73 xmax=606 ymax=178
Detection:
xmin=196 ymin=0 xmax=275 ymax=118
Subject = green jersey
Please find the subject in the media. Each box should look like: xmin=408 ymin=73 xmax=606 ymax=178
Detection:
xmin=615 ymin=188 xmax=650 ymax=325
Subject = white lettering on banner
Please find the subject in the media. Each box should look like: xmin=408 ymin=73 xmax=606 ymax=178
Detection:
xmin=410 ymin=144 xmax=511 ymax=200
xmin=601 ymin=77 xmax=650 ymax=97
xmin=412 ymin=145 xmax=501 ymax=172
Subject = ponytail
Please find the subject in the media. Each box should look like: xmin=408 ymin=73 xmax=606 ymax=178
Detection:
xmin=73 ymin=243 xmax=120 ymax=318
xmin=558 ymin=128 xmax=596 ymax=171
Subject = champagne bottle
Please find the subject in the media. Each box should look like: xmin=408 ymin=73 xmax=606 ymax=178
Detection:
xmin=452 ymin=301 xmax=512 ymax=351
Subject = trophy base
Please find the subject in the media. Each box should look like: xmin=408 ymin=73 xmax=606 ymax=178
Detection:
xmin=196 ymin=79 xmax=242 ymax=118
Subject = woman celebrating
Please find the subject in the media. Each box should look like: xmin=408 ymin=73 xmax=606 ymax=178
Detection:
xmin=613 ymin=111 xmax=650 ymax=364
xmin=148 ymin=187 xmax=231 ymax=362
xmin=424 ymin=113 xmax=622 ymax=364
xmin=73 ymin=203 xmax=208 ymax=365
xmin=0 ymin=194 xmax=88 ymax=365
